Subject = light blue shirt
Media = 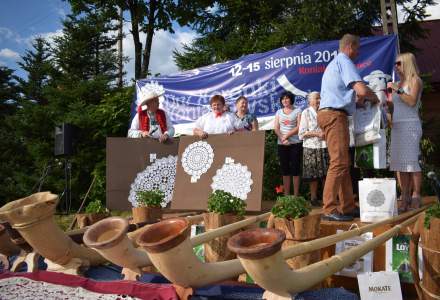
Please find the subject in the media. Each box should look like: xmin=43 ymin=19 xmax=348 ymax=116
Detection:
xmin=320 ymin=53 xmax=362 ymax=115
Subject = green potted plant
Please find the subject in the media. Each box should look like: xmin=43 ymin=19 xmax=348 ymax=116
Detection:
xmin=268 ymin=195 xmax=321 ymax=271
xmin=76 ymin=199 xmax=109 ymax=228
xmin=132 ymin=190 xmax=164 ymax=223
xmin=410 ymin=202 xmax=440 ymax=300
xmin=204 ymin=190 xmax=246 ymax=262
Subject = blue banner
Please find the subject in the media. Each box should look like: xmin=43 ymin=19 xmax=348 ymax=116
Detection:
xmin=134 ymin=35 xmax=397 ymax=134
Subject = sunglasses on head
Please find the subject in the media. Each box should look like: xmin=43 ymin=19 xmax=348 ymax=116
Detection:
xmin=395 ymin=61 xmax=401 ymax=66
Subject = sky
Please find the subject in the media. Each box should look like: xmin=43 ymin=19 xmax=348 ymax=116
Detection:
xmin=0 ymin=0 xmax=439 ymax=81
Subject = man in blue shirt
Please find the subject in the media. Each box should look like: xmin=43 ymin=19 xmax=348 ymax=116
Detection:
xmin=318 ymin=34 xmax=379 ymax=222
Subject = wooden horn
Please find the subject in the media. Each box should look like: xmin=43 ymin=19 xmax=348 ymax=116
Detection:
xmin=228 ymin=212 xmax=423 ymax=299
xmin=0 ymin=192 xmax=106 ymax=273
xmin=83 ymin=217 xmax=151 ymax=276
xmin=137 ymin=217 xmax=245 ymax=287
xmin=82 ymin=213 xmax=204 ymax=279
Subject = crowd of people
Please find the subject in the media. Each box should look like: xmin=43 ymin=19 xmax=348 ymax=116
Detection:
xmin=128 ymin=33 xmax=423 ymax=222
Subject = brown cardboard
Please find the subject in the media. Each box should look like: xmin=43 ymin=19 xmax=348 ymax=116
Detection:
xmin=106 ymin=137 xmax=179 ymax=210
xmin=171 ymin=131 xmax=265 ymax=211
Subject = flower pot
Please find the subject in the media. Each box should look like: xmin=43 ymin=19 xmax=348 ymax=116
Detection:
xmin=75 ymin=213 xmax=109 ymax=229
xmin=410 ymin=213 xmax=440 ymax=300
xmin=203 ymin=212 xmax=244 ymax=263
xmin=267 ymin=213 xmax=321 ymax=270
xmin=132 ymin=206 xmax=162 ymax=224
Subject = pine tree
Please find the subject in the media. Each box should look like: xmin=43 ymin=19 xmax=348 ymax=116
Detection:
xmin=174 ymin=0 xmax=436 ymax=70
xmin=17 ymin=37 xmax=54 ymax=105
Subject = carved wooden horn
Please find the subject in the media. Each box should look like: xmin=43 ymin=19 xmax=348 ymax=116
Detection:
xmin=0 ymin=192 xmax=105 ymax=272
xmin=228 ymin=212 xmax=422 ymax=299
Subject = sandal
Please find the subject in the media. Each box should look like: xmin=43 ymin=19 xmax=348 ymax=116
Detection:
xmin=398 ymin=196 xmax=411 ymax=214
xmin=409 ymin=196 xmax=421 ymax=210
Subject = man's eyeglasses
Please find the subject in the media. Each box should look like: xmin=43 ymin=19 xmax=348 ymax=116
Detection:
xmin=395 ymin=61 xmax=401 ymax=66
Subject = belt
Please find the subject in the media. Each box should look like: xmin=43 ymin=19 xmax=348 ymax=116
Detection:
xmin=319 ymin=107 xmax=348 ymax=115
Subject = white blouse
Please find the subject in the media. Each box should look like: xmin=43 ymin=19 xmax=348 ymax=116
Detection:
xmin=298 ymin=107 xmax=326 ymax=149
xmin=194 ymin=111 xmax=236 ymax=134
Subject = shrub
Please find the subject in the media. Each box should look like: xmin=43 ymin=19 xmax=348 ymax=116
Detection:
xmin=85 ymin=199 xmax=107 ymax=214
xmin=424 ymin=203 xmax=440 ymax=229
xmin=136 ymin=190 xmax=165 ymax=208
xmin=271 ymin=195 xmax=311 ymax=219
xmin=207 ymin=190 xmax=246 ymax=216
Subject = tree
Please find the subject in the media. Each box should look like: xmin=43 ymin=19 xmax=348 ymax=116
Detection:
xmin=69 ymin=0 xmax=177 ymax=79
xmin=17 ymin=37 xmax=54 ymax=105
xmin=174 ymin=0 xmax=436 ymax=70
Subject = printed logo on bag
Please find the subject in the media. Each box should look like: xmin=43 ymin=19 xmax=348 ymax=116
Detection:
xmin=368 ymin=285 xmax=392 ymax=293
xmin=367 ymin=190 xmax=385 ymax=207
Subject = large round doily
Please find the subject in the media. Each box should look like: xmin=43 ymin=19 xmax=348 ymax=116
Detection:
xmin=128 ymin=155 xmax=177 ymax=207
xmin=181 ymin=141 xmax=214 ymax=182
xmin=211 ymin=158 xmax=253 ymax=200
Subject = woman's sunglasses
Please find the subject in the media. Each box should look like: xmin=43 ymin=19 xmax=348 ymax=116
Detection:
xmin=395 ymin=61 xmax=401 ymax=66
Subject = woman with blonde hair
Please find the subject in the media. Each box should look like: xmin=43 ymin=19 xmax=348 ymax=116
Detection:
xmin=387 ymin=52 xmax=423 ymax=212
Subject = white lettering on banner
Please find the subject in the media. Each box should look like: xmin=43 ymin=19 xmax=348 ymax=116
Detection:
xmin=229 ymin=50 xmax=339 ymax=78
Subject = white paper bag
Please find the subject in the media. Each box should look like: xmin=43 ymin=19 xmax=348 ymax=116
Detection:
xmin=335 ymin=225 xmax=373 ymax=277
xmin=355 ymin=129 xmax=387 ymax=169
xmin=357 ymin=271 xmax=402 ymax=300
xmin=354 ymin=102 xmax=381 ymax=146
xmin=359 ymin=178 xmax=397 ymax=222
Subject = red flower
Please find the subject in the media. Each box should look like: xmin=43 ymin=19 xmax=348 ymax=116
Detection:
xmin=275 ymin=185 xmax=284 ymax=194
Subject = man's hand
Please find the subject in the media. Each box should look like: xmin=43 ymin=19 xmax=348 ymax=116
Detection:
xmin=141 ymin=131 xmax=149 ymax=138
xmin=159 ymin=133 xmax=169 ymax=143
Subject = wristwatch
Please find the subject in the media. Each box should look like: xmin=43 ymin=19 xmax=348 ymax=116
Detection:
xmin=397 ymin=87 xmax=404 ymax=95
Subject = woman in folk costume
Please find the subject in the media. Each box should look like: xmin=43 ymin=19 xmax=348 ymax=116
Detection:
xmin=128 ymin=82 xmax=174 ymax=142
xmin=193 ymin=94 xmax=236 ymax=139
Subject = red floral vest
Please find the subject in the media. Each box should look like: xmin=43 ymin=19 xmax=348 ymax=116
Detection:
xmin=138 ymin=107 xmax=168 ymax=134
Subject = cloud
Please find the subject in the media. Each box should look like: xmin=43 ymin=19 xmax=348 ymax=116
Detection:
xmin=122 ymin=23 xmax=197 ymax=80
xmin=425 ymin=1 xmax=440 ymax=20
xmin=0 ymin=48 xmax=20 ymax=60
xmin=0 ymin=27 xmax=17 ymax=42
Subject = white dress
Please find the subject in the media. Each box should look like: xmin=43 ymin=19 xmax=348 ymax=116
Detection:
xmin=389 ymin=84 xmax=422 ymax=172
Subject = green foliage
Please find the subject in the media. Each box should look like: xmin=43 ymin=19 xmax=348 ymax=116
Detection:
xmin=85 ymin=199 xmax=107 ymax=213
xmin=207 ymin=190 xmax=246 ymax=216
xmin=136 ymin=190 xmax=165 ymax=208
xmin=262 ymin=130 xmax=282 ymax=201
xmin=424 ymin=203 xmax=440 ymax=229
xmin=174 ymin=0 xmax=435 ymax=71
xmin=271 ymin=195 xmax=311 ymax=220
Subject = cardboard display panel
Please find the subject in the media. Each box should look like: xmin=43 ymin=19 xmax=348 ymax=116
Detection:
xmin=171 ymin=131 xmax=265 ymax=211
xmin=106 ymin=137 xmax=179 ymax=210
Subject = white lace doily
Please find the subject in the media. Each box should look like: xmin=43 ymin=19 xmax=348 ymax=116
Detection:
xmin=181 ymin=141 xmax=214 ymax=182
xmin=0 ymin=276 xmax=139 ymax=300
xmin=211 ymin=157 xmax=253 ymax=200
xmin=128 ymin=155 xmax=177 ymax=207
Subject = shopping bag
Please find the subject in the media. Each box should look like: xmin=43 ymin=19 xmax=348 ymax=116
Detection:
xmin=335 ymin=225 xmax=373 ymax=277
xmin=354 ymin=102 xmax=381 ymax=146
xmin=191 ymin=224 xmax=205 ymax=262
xmin=359 ymin=178 xmax=397 ymax=222
xmin=357 ymin=271 xmax=402 ymax=300
xmin=386 ymin=234 xmax=424 ymax=283
xmin=355 ymin=129 xmax=386 ymax=169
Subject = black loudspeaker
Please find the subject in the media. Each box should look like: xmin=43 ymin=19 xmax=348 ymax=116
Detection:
xmin=54 ymin=123 xmax=76 ymax=156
